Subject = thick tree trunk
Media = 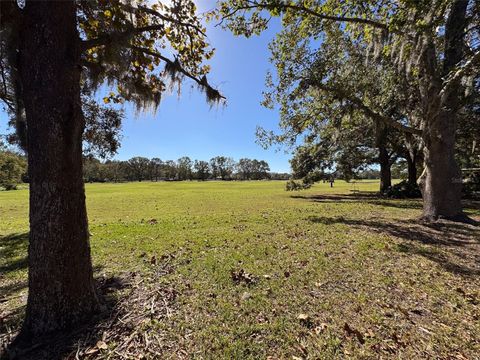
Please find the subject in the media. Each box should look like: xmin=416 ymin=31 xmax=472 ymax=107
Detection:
xmin=16 ymin=1 xmax=99 ymax=340
xmin=379 ymin=146 xmax=392 ymax=193
xmin=418 ymin=0 xmax=468 ymax=221
xmin=420 ymin=111 xmax=463 ymax=220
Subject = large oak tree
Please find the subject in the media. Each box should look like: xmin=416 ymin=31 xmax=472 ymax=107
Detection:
xmin=258 ymin=18 xmax=426 ymax=192
xmin=218 ymin=0 xmax=480 ymax=221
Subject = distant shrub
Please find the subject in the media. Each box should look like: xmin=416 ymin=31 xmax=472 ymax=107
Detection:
xmin=384 ymin=181 xmax=421 ymax=198
xmin=285 ymin=180 xmax=311 ymax=191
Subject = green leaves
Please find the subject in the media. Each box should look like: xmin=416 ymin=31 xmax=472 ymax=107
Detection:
xmin=0 ymin=150 xmax=26 ymax=190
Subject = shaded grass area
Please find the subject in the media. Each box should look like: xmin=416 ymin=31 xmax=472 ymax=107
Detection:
xmin=1 ymin=181 xmax=479 ymax=359
xmin=0 ymin=233 xmax=28 ymax=278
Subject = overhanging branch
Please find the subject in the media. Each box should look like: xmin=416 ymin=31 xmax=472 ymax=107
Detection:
xmin=81 ymin=25 xmax=166 ymax=51
xmin=307 ymin=80 xmax=422 ymax=136
xmin=129 ymin=46 xmax=225 ymax=102
xmin=220 ymin=0 xmax=388 ymax=30
xmin=81 ymin=5 xmax=207 ymax=52
xmin=120 ymin=3 xmax=206 ymax=36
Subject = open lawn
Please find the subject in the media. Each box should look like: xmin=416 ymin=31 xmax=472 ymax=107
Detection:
xmin=1 ymin=181 xmax=479 ymax=359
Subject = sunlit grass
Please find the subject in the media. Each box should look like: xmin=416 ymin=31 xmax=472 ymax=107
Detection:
xmin=1 ymin=180 xmax=479 ymax=358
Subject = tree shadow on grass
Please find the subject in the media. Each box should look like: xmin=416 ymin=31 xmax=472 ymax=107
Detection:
xmin=0 ymin=281 xmax=28 ymax=305
xmin=292 ymin=191 xmax=480 ymax=213
xmin=307 ymin=215 xmax=480 ymax=277
xmin=291 ymin=191 xmax=423 ymax=210
xmin=0 ymin=233 xmax=29 ymax=317
xmin=0 ymin=233 xmax=29 ymax=277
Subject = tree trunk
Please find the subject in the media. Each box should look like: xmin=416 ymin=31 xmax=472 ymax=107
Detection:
xmin=418 ymin=0 xmax=468 ymax=221
xmin=379 ymin=145 xmax=392 ymax=193
xmin=404 ymin=132 xmax=421 ymax=186
xmin=406 ymin=154 xmax=417 ymax=186
xmin=16 ymin=1 xmax=99 ymax=341
xmin=420 ymin=111 xmax=463 ymax=220
xmin=376 ymin=121 xmax=392 ymax=193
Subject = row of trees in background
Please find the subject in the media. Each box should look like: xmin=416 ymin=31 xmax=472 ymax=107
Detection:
xmin=348 ymin=164 xmax=413 ymax=182
xmin=0 ymin=151 xmax=288 ymax=189
xmin=83 ymin=156 xmax=289 ymax=182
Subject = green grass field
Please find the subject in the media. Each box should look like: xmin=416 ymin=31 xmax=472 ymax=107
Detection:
xmin=1 ymin=181 xmax=479 ymax=359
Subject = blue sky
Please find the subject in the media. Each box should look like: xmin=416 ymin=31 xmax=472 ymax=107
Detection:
xmin=0 ymin=5 xmax=292 ymax=173
xmin=118 ymin=16 xmax=291 ymax=172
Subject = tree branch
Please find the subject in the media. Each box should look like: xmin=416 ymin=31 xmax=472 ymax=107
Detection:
xmin=440 ymin=50 xmax=480 ymax=101
xmin=219 ymin=1 xmax=388 ymax=30
xmin=81 ymin=25 xmax=166 ymax=51
xmin=120 ymin=3 xmax=206 ymax=36
xmin=128 ymin=46 xmax=225 ymax=101
xmin=0 ymin=94 xmax=16 ymax=113
xmin=81 ymin=4 xmax=207 ymax=52
xmin=307 ymin=80 xmax=422 ymax=135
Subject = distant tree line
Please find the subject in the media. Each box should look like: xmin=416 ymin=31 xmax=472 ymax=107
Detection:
xmin=83 ymin=156 xmax=290 ymax=182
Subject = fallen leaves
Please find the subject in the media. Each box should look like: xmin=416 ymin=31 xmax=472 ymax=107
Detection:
xmin=313 ymin=323 xmax=328 ymax=335
xmin=455 ymin=287 xmax=479 ymax=305
xmin=297 ymin=313 xmax=315 ymax=329
xmin=44 ymin=266 xmax=181 ymax=359
xmin=297 ymin=313 xmax=310 ymax=322
xmin=343 ymin=323 xmax=365 ymax=344
xmin=231 ymin=268 xmax=258 ymax=286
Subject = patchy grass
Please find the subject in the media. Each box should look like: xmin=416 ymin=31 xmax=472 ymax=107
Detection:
xmin=1 ymin=180 xmax=479 ymax=359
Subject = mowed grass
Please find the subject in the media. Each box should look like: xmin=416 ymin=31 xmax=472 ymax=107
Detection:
xmin=1 ymin=180 xmax=479 ymax=359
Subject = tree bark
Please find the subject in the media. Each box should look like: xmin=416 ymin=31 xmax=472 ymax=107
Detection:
xmin=418 ymin=0 xmax=468 ymax=221
xmin=420 ymin=111 xmax=463 ymax=220
xmin=406 ymin=153 xmax=417 ymax=186
xmin=16 ymin=1 xmax=99 ymax=340
xmin=375 ymin=121 xmax=391 ymax=193
xmin=379 ymin=145 xmax=392 ymax=193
